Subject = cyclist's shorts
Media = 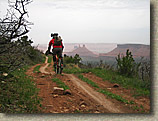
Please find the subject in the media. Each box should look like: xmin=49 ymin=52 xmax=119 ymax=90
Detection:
xmin=53 ymin=48 xmax=62 ymax=58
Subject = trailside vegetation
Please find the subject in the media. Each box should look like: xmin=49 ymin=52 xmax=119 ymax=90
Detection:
xmin=116 ymin=49 xmax=140 ymax=77
xmin=63 ymin=54 xmax=81 ymax=65
xmin=0 ymin=0 xmax=44 ymax=113
xmin=0 ymin=66 xmax=42 ymax=113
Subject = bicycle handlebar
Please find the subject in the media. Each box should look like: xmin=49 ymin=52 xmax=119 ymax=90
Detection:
xmin=45 ymin=50 xmax=53 ymax=56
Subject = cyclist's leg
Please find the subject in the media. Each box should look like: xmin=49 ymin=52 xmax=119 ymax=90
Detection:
xmin=58 ymin=49 xmax=63 ymax=68
xmin=52 ymin=49 xmax=57 ymax=69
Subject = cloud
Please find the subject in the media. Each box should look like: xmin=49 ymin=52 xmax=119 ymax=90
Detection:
xmin=0 ymin=0 xmax=149 ymax=44
xmin=37 ymin=0 xmax=149 ymax=10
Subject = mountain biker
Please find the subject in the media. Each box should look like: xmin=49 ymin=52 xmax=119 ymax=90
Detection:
xmin=47 ymin=33 xmax=64 ymax=70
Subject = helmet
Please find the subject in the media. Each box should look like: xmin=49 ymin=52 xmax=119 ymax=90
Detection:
xmin=51 ymin=33 xmax=58 ymax=37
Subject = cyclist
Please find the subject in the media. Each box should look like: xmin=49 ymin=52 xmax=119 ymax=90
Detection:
xmin=47 ymin=33 xmax=64 ymax=70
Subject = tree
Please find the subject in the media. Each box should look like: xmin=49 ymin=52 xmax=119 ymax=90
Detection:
xmin=139 ymin=57 xmax=150 ymax=82
xmin=0 ymin=0 xmax=32 ymax=42
xmin=74 ymin=54 xmax=82 ymax=64
xmin=63 ymin=54 xmax=82 ymax=65
xmin=116 ymin=49 xmax=140 ymax=77
xmin=0 ymin=0 xmax=33 ymax=74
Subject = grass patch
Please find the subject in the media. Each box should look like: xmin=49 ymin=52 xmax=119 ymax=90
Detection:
xmin=52 ymin=78 xmax=69 ymax=90
xmin=90 ymin=68 xmax=150 ymax=97
xmin=33 ymin=65 xmax=41 ymax=73
xmin=48 ymin=56 xmax=52 ymax=63
xmin=41 ymin=55 xmax=46 ymax=63
xmin=63 ymin=64 xmax=90 ymax=74
xmin=0 ymin=66 xmax=41 ymax=113
xmin=78 ymin=75 xmax=99 ymax=89
xmin=98 ymin=89 xmax=132 ymax=104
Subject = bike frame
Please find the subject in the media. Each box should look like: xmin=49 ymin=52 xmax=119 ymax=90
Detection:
xmin=55 ymin=54 xmax=62 ymax=74
xmin=47 ymin=52 xmax=62 ymax=74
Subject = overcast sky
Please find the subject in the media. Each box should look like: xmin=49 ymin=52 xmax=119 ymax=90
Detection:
xmin=0 ymin=0 xmax=150 ymax=45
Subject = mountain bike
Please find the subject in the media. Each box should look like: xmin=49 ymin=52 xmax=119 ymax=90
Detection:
xmin=54 ymin=54 xmax=63 ymax=74
xmin=45 ymin=50 xmax=63 ymax=74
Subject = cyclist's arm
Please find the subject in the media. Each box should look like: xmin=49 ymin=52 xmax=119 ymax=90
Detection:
xmin=48 ymin=39 xmax=53 ymax=52
xmin=61 ymin=40 xmax=64 ymax=50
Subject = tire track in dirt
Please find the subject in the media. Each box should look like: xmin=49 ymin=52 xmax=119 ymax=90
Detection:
xmin=64 ymin=74 xmax=124 ymax=113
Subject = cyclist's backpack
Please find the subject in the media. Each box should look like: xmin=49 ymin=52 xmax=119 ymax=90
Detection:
xmin=54 ymin=38 xmax=62 ymax=46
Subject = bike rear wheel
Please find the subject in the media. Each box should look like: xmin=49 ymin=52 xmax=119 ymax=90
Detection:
xmin=58 ymin=59 xmax=62 ymax=74
xmin=55 ymin=58 xmax=62 ymax=74
xmin=55 ymin=64 xmax=58 ymax=74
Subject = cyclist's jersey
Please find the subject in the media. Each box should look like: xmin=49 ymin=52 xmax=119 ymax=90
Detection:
xmin=49 ymin=39 xmax=63 ymax=49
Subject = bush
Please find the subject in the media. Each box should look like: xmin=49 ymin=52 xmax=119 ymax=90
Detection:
xmin=116 ymin=49 xmax=140 ymax=77
xmin=64 ymin=54 xmax=81 ymax=65
xmin=0 ymin=35 xmax=44 ymax=74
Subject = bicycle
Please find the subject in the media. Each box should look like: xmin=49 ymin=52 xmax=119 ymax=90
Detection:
xmin=54 ymin=54 xmax=63 ymax=74
xmin=45 ymin=50 xmax=63 ymax=74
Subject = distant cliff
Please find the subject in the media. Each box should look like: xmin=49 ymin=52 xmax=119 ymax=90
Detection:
xmin=37 ymin=43 xmax=117 ymax=54
xmin=99 ymin=44 xmax=150 ymax=58
xmin=64 ymin=44 xmax=97 ymax=57
xmin=37 ymin=43 xmax=150 ymax=59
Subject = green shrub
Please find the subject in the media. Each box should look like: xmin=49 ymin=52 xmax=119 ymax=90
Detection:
xmin=116 ymin=49 xmax=140 ymax=77
xmin=64 ymin=54 xmax=81 ymax=65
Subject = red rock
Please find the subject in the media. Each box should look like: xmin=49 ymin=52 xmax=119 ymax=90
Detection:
xmin=113 ymin=84 xmax=119 ymax=88
xmin=63 ymin=89 xmax=72 ymax=95
xmin=52 ymin=87 xmax=64 ymax=95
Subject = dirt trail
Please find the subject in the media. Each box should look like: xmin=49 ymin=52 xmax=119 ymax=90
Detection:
xmin=26 ymin=56 xmax=151 ymax=113
xmin=37 ymin=56 xmax=125 ymax=113
xmin=39 ymin=56 xmax=55 ymax=75
xmin=65 ymin=74 xmax=124 ymax=113
xmin=39 ymin=57 xmax=50 ymax=74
